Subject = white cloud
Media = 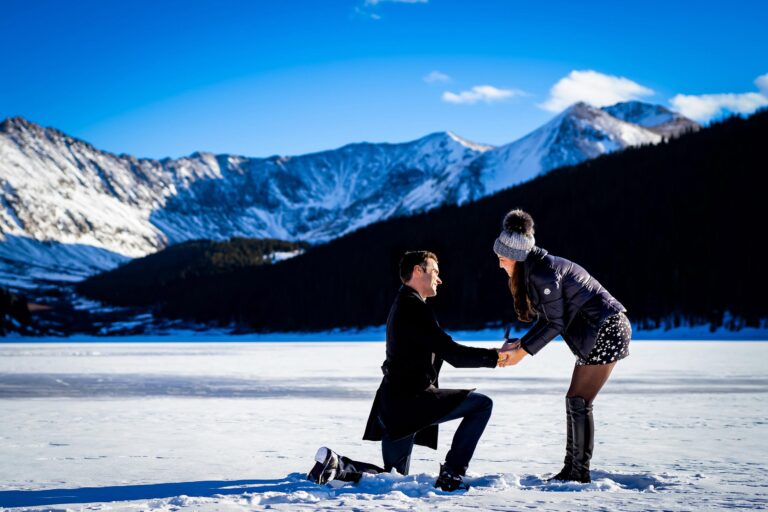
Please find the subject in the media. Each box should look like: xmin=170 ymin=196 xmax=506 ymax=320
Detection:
xmin=442 ymin=85 xmax=524 ymax=105
xmin=424 ymin=71 xmax=451 ymax=84
xmin=539 ymin=70 xmax=655 ymax=112
xmin=669 ymin=92 xmax=768 ymax=122
xmin=755 ymin=73 xmax=768 ymax=94
xmin=669 ymin=74 xmax=768 ymax=122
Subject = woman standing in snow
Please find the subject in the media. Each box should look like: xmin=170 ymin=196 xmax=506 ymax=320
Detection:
xmin=494 ymin=209 xmax=631 ymax=483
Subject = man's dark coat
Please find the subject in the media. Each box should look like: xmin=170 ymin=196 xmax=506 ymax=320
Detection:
xmin=363 ymin=285 xmax=498 ymax=450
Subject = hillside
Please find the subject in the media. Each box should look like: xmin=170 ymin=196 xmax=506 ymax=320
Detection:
xmin=78 ymin=111 xmax=767 ymax=332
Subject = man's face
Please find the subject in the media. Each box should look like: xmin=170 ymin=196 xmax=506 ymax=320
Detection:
xmin=412 ymin=258 xmax=442 ymax=299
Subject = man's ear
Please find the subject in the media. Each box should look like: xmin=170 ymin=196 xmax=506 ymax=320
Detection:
xmin=413 ymin=265 xmax=422 ymax=276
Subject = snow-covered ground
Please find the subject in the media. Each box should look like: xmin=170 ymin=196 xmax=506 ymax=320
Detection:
xmin=0 ymin=341 xmax=766 ymax=511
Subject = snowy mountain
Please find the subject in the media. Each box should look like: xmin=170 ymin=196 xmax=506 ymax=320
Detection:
xmin=601 ymin=101 xmax=700 ymax=138
xmin=151 ymin=131 xmax=492 ymax=245
xmin=467 ymin=102 xmax=698 ymax=197
xmin=0 ymin=119 xmax=490 ymax=286
xmin=0 ymin=102 xmax=697 ymax=287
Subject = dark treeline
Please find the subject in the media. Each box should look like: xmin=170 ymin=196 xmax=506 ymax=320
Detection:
xmin=79 ymin=111 xmax=768 ymax=332
xmin=1 ymin=286 xmax=31 ymax=335
xmin=78 ymin=238 xmax=309 ymax=306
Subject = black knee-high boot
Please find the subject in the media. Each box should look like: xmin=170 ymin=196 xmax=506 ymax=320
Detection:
xmin=566 ymin=396 xmax=593 ymax=483
xmin=548 ymin=397 xmax=572 ymax=481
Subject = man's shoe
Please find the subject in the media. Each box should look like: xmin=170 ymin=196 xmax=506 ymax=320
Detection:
xmin=307 ymin=447 xmax=339 ymax=484
xmin=547 ymin=464 xmax=573 ymax=482
xmin=434 ymin=463 xmax=470 ymax=492
xmin=566 ymin=465 xmax=591 ymax=484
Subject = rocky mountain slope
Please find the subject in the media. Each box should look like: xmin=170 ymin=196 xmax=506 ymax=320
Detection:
xmin=0 ymin=102 xmax=698 ymax=288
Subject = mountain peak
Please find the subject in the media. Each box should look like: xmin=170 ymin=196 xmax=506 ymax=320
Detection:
xmin=601 ymin=101 xmax=700 ymax=136
xmin=1 ymin=116 xmax=103 ymax=155
xmin=1 ymin=116 xmax=39 ymax=133
xmin=416 ymin=131 xmax=493 ymax=152
xmin=559 ymin=102 xmax=606 ymax=121
xmin=1 ymin=116 xmax=81 ymax=142
xmin=445 ymin=131 xmax=493 ymax=151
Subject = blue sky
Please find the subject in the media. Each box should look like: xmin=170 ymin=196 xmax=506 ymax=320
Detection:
xmin=2 ymin=0 xmax=767 ymax=159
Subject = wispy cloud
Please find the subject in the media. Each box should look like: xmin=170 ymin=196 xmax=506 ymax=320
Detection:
xmin=357 ymin=0 xmax=427 ymax=19
xmin=442 ymin=85 xmax=524 ymax=105
xmin=365 ymin=0 xmax=428 ymax=4
xmin=424 ymin=71 xmax=451 ymax=84
xmin=539 ymin=70 xmax=654 ymax=112
xmin=669 ymin=74 xmax=768 ymax=122
xmin=353 ymin=6 xmax=381 ymax=19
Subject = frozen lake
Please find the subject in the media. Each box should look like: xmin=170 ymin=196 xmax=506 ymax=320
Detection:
xmin=0 ymin=341 xmax=766 ymax=510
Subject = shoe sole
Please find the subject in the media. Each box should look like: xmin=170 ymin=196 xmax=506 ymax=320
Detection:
xmin=307 ymin=447 xmax=337 ymax=484
xmin=434 ymin=482 xmax=470 ymax=492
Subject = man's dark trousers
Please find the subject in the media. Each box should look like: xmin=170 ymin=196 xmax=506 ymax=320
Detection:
xmin=381 ymin=391 xmax=493 ymax=475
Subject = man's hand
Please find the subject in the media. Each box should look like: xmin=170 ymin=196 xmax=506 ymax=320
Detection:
xmin=498 ymin=348 xmax=527 ymax=367
xmin=498 ymin=338 xmax=527 ymax=367
xmin=497 ymin=349 xmax=511 ymax=367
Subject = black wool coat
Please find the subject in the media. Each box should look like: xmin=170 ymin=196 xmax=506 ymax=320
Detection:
xmin=363 ymin=285 xmax=498 ymax=450
xmin=519 ymin=247 xmax=626 ymax=359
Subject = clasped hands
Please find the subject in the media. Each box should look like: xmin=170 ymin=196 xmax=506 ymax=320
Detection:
xmin=496 ymin=338 xmax=527 ymax=368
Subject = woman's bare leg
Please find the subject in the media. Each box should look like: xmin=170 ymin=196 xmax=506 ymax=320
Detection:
xmin=567 ymin=361 xmax=616 ymax=403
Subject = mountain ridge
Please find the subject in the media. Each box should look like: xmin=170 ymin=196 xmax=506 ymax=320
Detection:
xmin=0 ymin=102 xmax=698 ymax=288
xmin=76 ymin=111 xmax=765 ymax=333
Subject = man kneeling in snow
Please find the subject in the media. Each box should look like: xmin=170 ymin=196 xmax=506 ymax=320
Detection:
xmin=308 ymin=250 xmax=507 ymax=491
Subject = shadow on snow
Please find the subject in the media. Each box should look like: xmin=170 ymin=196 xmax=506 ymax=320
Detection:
xmin=0 ymin=470 xmax=672 ymax=508
xmin=0 ymin=475 xmax=315 ymax=508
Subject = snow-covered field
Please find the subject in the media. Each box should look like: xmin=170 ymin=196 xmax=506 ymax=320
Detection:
xmin=0 ymin=341 xmax=766 ymax=511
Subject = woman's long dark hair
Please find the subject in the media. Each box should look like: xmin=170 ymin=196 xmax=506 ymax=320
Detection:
xmin=509 ymin=260 xmax=535 ymax=322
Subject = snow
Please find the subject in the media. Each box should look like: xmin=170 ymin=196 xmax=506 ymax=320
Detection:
xmin=445 ymin=131 xmax=494 ymax=152
xmin=269 ymin=250 xmax=303 ymax=262
xmin=0 ymin=341 xmax=766 ymax=510
xmin=602 ymin=101 xmax=677 ymax=128
xmin=473 ymin=102 xmax=663 ymax=197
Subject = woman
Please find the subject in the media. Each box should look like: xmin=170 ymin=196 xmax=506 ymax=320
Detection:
xmin=494 ymin=209 xmax=631 ymax=483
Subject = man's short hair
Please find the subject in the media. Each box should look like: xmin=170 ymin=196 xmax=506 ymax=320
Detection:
xmin=399 ymin=250 xmax=438 ymax=284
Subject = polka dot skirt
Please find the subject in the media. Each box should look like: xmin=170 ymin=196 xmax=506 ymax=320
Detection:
xmin=576 ymin=312 xmax=632 ymax=366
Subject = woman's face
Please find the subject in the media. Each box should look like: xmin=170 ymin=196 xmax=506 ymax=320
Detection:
xmin=498 ymin=255 xmax=516 ymax=277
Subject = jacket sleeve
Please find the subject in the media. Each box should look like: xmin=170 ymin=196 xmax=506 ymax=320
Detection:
xmin=519 ymin=263 xmax=566 ymax=355
xmin=423 ymin=307 xmax=498 ymax=368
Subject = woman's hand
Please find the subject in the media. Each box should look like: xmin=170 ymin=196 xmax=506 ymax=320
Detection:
xmin=501 ymin=338 xmax=521 ymax=352
xmin=498 ymin=339 xmax=527 ymax=367
xmin=503 ymin=348 xmax=527 ymax=366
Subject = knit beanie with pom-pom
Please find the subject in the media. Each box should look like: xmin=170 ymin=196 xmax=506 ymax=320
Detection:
xmin=493 ymin=209 xmax=535 ymax=261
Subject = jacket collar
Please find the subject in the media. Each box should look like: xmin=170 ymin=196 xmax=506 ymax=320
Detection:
xmin=523 ymin=246 xmax=547 ymax=283
xmin=399 ymin=284 xmax=426 ymax=302
xmin=528 ymin=246 xmax=548 ymax=260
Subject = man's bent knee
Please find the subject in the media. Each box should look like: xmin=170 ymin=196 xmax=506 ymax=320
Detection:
xmin=471 ymin=392 xmax=493 ymax=412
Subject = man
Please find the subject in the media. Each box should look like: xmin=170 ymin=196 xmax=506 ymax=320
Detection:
xmin=307 ymin=251 xmax=508 ymax=491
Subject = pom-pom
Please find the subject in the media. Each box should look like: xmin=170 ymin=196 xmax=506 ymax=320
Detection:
xmin=502 ymin=209 xmax=534 ymax=236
